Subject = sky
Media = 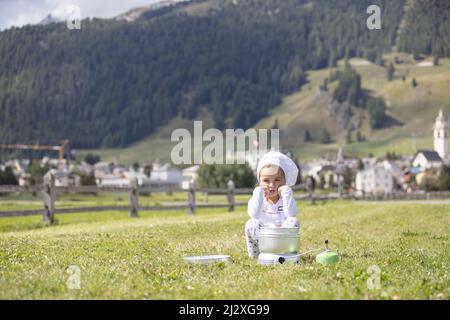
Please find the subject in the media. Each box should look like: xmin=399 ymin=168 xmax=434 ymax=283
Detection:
xmin=0 ymin=0 xmax=165 ymax=30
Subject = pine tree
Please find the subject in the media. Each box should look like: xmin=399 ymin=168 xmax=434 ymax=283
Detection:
xmin=80 ymin=172 xmax=96 ymax=186
xmin=272 ymin=118 xmax=279 ymax=129
xmin=375 ymin=52 xmax=384 ymax=66
xmin=433 ymin=55 xmax=440 ymax=66
xmin=343 ymin=166 xmax=353 ymax=190
xmin=387 ymin=63 xmax=395 ymax=81
xmin=346 ymin=130 xmax=352 ymax=144
xmin=328 ymin=50 xmax=337 ymax=68
xmin=356 ymin=130 xmax=365 ymax=142
xmin=321 ymin=128 xmax=332 ymax=144
xmin=0 ymin=167 xmax=18 ymax=185
xmin=304 ymin=129 xmax=312 ymax=142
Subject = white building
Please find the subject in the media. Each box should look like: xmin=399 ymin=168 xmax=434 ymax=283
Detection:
xmin=94 ymin=161 xmax=115 ymax=176
xmin=382 ymin=160 xmax=403 ymax=185
xmin=409 ymin=110 xmax=448 ymax=169
xmin=76 ymin=161 xmax=93 ymax=175
xmin=47 ymin=169 xmax=81 ymax=187
xmin=412 ymin=150 xmax=442 ymax=169
xmin=124 ymin=171 xmax=152 ymax=187
xmin=95 ymin=170 xmax=152 ymax=188
xmin=149 ymin=162 xmax=182 ymax=187
xmin=355 ymin=165 xmax=394 ymax=195
xmin=434 ymin=109 xmax=449 ymax=163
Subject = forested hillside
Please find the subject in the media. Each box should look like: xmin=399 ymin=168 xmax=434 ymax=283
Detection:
xmin=397 ymin=0 xmax=450 ymax=59
xmin=1 ymin=0 xmax=443 ymax=149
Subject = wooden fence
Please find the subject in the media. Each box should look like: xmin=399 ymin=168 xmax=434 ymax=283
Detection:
xmin=0 ymin=172 xmax=309 ymax=220
xmin=0 ymin=173 xmax=448 ymax=221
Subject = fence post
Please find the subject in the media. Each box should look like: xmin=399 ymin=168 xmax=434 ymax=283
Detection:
xmin=227 ymin=180 xmax=235 ymax=212
xmin=43 ymin=172 xmax=55 ymax=224
xmin=187 ymin=183 xmax=195 ymax=215
xmin=129 ymin=178 xmax=139 ymax=218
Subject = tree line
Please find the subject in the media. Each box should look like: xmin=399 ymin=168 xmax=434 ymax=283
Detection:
xmin=0 ymin=0 xmax=415 ymax=149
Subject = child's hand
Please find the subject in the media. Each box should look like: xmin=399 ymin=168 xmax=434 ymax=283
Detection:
xmin=278 ymin=185 xmax=289 ymax=195
xmin=261 ymin=186 xmax=278 ymax=199
xmin=262 ymin=187 xmax=272 ymax=199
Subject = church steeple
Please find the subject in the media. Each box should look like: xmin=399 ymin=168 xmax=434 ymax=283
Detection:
xmin=434 ymin=109 xmax=449 ymax=161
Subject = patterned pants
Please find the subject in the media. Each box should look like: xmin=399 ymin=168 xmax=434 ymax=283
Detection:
xmin=245 ymin=217 xmax=299 ymax=258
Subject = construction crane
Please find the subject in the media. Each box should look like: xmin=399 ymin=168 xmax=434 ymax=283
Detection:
xmin=0 ymin=139 xmax=70 ymax=169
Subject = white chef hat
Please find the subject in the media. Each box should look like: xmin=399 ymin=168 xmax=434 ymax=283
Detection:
xmin=256 ymin=151 xmax=298 ymax=186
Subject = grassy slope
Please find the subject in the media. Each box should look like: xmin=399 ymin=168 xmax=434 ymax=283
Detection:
xmin=0 ymin=200 xmax=448 ymax=299
xmin=77 ymin=55 xmax=450 ymax=164
xmin=255 ymin=55 xmax=450 ymax=161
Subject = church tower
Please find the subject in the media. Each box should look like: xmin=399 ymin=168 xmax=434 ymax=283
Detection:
xmin=434 ymin=110 xmax=449 ymax=162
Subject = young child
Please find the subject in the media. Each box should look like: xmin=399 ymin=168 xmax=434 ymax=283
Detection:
xmin=245 ymin=151 xmax=299 ymax=258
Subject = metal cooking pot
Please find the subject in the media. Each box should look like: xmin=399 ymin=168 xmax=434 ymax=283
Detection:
xmin=258 ymin=233 xmax=300 ymax=254
xmin=260 ymin=227 xmax=299 ymax=235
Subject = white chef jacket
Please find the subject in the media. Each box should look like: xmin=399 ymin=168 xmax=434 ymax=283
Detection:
xmin=247 ymin=186 xmax=298 ymax=227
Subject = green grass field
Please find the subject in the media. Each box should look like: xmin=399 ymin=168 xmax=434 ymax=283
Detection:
xmin=0 ymin=199 xmax=448 ymax=299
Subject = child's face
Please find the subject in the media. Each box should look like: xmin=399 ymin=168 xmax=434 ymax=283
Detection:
xmin=259 ymin=166 xmax=286 ymax=198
